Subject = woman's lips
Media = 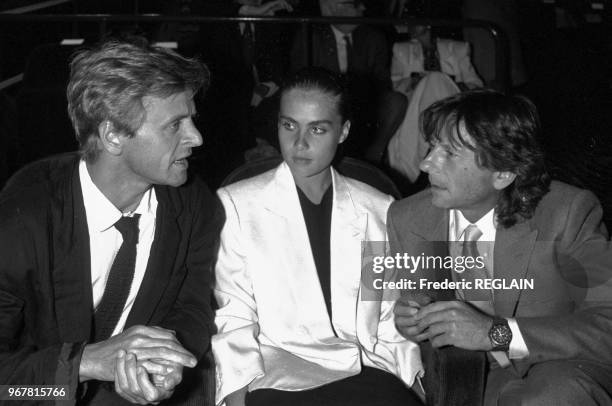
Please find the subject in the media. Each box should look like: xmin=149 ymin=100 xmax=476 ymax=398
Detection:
xmin=293 ymin=157 xmax=311 ymax=164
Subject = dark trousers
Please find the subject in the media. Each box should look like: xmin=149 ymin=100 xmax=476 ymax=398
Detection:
xmin=485 ymin=359 xmax=612 ymax=406
xmin=245 ymin=366 xmax=423 ymax=406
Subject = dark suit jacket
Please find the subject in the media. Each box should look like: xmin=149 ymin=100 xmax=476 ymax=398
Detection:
xmin=199 ymin=2 xmax=292 ymax=158
xmin=0 ymin=153 xmax=222 ymax=405
xmin=291 ymin=24 xmax=392 ymax=156
xmin=201 ymin=0 xmax=288 ymax=95
xmin=387 ymin=181 xmax=612 ymax=378
xmin=291 ymin=24 xmax=391 ymax=97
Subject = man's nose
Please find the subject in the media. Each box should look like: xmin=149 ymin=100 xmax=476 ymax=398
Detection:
xmin=186 ymin=122 xmax=203 ymax=147
xmin=419 ymin=148 xmax=437 ymax=173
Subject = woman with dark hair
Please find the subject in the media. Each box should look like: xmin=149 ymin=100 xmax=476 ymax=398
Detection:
xmin=212 ymin=68 xmax=423 ymax=406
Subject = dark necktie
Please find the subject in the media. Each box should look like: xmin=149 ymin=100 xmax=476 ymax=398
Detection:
xmin=93 ymin=214 xmax=141 ymax=341
xmin=242 ymin=23 xmax=255 ymax=69
xmin=343 ymin=34 xmax=353 ymax=73
xmin=423 ymin=45 xmax=441 ymax=72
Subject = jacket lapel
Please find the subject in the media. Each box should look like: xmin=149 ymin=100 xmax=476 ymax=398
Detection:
xmin=419 ymin=205 xmax=453 ymax=300
xmin=330 ymin=171 xmax=372 ymax=339
xmin=125 ymin=186 xmax=181 ymax=328
xmin=53 ymin=158 xmax=94 ymax=342
xmin=411 ymin=194 xmax=448 ymax=242
xmin=331 ymin=170 xmax=367 ymax=295
xmin=331 ymin=169 xmax=366 ymax=251
xmin=493 ymin=219 xmax=538 ymax=317
xmin=321 ymin=25 xmax=341 ymax=73
xmin=263 ymin=163 xmax=334 ymax=333
xmin=412 ymin=199 xmax=449 ymax=263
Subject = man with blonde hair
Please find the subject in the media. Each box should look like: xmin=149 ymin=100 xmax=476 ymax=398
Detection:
xmin=0 ymin=40 xmax=222 ymax=405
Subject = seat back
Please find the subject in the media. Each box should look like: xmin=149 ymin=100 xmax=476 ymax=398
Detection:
xmin=221 ymin=156 xmax=401 ymax=199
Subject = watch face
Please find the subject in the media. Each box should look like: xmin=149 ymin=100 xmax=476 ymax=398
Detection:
xmin=490 ymin=320 xmax=512 ymax=350
xmin=491 ymin=325 xmax=511 ymax=345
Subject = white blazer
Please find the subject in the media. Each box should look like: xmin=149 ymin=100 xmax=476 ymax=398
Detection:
xmin=212 ymin=163 xmax=422 ymax=405
xmin=391 ymin=38 xmax=484 ymax=88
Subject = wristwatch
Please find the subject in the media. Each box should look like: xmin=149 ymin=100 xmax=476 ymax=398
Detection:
xmin=489 ymin=317 xmax=512 ymax=351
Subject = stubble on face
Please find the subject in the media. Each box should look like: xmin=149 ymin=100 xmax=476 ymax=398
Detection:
xmin=423 ymin=127 xmax=500 ymax=222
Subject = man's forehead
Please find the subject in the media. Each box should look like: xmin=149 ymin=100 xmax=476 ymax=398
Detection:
xmin=141 ymin=91 xmax=194 ymax=108
xmin=438 ymin=120 xmax=476 ymax=149
xmin=139 ymin=91 xmax=195 ymax=124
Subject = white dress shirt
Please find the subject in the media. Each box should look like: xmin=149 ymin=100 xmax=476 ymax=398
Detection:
xmin=449 ymin=208 xmax=529 ymax=363
xmin=331 ymin=25 xmax=351 ymax=73
xmin=79 ymin=159 xmax=157 ymax=337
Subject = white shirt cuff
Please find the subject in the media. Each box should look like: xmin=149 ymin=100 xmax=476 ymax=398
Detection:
xmin=508 ymin=318 xmax=529 ymax=359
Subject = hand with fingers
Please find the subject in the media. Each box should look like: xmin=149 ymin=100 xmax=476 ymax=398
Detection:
xmin=147 ymin=358 xmax=184 ymax=392
xmin=404 ymin=300 xmax=493 ymax=351
xmin=393 ymin=292 xmax=433 ymax=341
xmin=114 ymin=350 xmax=176 ymax=405
xmin=79 ymin=325 xmax=197 ymax=403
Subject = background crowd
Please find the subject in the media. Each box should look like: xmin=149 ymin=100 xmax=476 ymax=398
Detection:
xmin=0 ymin=0 xmax=610 ymax=224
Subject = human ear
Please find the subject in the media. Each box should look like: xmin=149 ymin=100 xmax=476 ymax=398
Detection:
xmin=97 ymin=120 xmax=124 ymax=156
xmin=492 ymin=171 xmax=517 ymax=190
xmin=338 ymin=120 xmax=350 ymax=144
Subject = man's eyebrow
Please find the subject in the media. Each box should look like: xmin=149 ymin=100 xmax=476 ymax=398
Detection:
xmin=308 ymin=120 xmax=333 ymax=126
xmin=163 ymin=112 xmax=191 ymax=125
xmin=278 ymin=115 xmax=297 ymax=122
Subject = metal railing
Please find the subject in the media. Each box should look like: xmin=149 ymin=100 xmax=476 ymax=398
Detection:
xmin=1 ymin=0 xmax=72 ymax=14
xmin=0 ymin=14 xmax=510 ymax=92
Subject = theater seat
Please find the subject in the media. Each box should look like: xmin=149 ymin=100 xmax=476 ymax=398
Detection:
xmin=221 ymin=156 xmax=402 ymax=199
xmin=421 ymin=343 xmax=486 ymax=406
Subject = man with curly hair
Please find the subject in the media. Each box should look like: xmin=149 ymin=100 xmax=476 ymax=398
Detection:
xmin=390 ymin=90 xmax=612 ymax=405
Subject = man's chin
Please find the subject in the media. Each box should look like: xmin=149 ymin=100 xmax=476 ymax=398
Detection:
xmin=430 ymin=194 xmax=451 ymax=209
xmin=164 ymin=173 xmax=189 ymax=188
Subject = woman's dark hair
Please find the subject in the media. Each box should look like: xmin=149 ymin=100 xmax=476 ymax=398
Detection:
xmin=421 ymin=89 xmax=551 ymax=228
xmin=280 ymin=67 xmax=351 ymax=122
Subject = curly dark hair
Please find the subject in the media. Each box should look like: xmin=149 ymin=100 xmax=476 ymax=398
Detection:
xmin=421 ymin=89 xmax=551 ymax=228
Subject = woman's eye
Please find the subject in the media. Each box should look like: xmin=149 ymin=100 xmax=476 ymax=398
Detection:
xmin=280 ymin=121 xmax=295 ymax=131
xmin=311 ymin=127 xmax=326 ymax=135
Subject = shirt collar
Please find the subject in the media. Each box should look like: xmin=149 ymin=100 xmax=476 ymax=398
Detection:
xmin=331 ymin=25 xmax=351 ymax=44
xmin=79 ymin=159 xmax=156 ymax=232
xmin=130 ymin=185 xmax=156 ymax=218
xmin=451 ymin=208 xmax=497 ymax=242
